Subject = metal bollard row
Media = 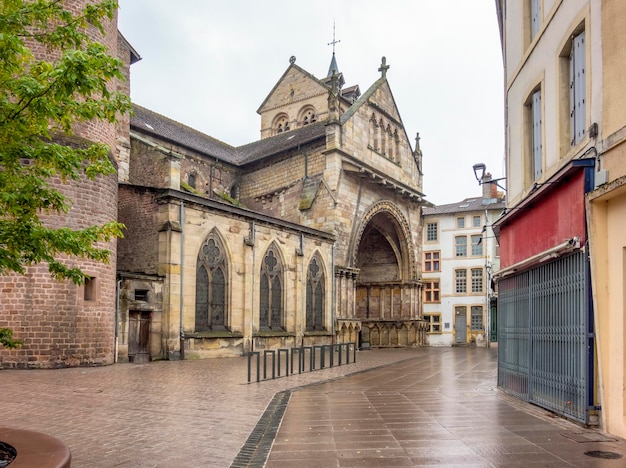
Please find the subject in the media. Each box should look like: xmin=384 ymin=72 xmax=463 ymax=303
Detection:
xmin=247 ymin=342 xmax=356 ymax=383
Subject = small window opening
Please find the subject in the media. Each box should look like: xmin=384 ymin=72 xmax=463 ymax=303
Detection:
xmin=84 ymin=277 xmax=96 ymax=301
xmin=134 ymin=289 xmax=149 ymax=301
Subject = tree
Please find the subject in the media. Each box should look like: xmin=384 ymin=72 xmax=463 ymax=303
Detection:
xmin=0 ymin=0 xmax=130 ymax=286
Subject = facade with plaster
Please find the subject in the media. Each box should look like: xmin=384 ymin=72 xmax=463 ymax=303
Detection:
xmin=422 ymin=176 xmax=504 ymax=347
xmin=495 ymin=0 xmax=626 ymax=436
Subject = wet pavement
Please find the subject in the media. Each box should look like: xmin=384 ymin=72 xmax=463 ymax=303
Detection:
xmin=1 ymin=347 xmax=625 ymax=467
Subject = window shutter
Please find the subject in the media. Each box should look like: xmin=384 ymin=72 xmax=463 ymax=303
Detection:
xmin=531 ymin=0 xmax=541 ymax=38
xmin=532 ymin=90 xmax=542 ymax=180
xmin=570 ymin=31 xmax=586 ymax=145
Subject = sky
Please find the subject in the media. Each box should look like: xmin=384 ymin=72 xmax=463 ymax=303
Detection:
xmin=117 ymin=0 xmax=505 ymax=206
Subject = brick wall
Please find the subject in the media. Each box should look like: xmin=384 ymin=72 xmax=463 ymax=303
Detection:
xmin=0 ymin=1 xmax=123 ymax=368
xmin=0 ymin=172 xmax=118 ymax=369
xmin=117 ymin=186 xmax=161 ymax=275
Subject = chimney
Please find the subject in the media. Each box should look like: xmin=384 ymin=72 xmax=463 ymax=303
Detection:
xmin=482 ymin=172 xmax=492 ymax=202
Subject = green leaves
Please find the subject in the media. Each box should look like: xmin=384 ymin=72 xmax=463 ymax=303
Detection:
xmin=0 ymin=0 xmax=130 ymax=284
xmin=0 ymin=327 xmax=22 ymax=349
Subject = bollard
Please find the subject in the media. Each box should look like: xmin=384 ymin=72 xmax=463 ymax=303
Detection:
xmin=277 ymin=348 xmax=289 ymax=377
xmin=290 ymin=347 xmax=303 ymax=374
xmin=300 ymin=346 xmax=313 ymax=372
xmin=248 ymin=342 xmax=356 ymax=383
xmin=263 ymin=350 xmax=276 ymax=380
xmin=248 ymin=351 xmax=260 ymax=383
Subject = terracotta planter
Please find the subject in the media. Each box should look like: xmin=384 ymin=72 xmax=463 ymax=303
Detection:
xmin=0 ymin=428 xmax=70 ymax=467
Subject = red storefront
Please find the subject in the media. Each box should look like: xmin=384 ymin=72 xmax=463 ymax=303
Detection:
xmin=493 ymin=158 xmax=597 ymax=424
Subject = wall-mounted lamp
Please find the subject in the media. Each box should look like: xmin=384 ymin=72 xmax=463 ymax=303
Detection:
xmin=472 ymin=162 xmax=507 ymax=191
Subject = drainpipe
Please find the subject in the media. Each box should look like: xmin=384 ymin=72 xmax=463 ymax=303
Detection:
xmin=179 ymin=201 xmax=185 ymax=360
xmin=115 ymin=279 xmax=122 ymax=363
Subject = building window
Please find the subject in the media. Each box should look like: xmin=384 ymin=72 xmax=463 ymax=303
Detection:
xmin=471 ymin=268 xmax=483 ymax=293
xmin=455 ymin=236 xmax=467 ymax=257
xmin=134 ymin=289 xmax=148 ymax=301
xmin=472 ymin=215 xmax=481 ymax=227
xmin=471 ymin=235 xmax=483 ymax=256
xmin=570 ymin=31 xmax=586 ymax=146
xmin=457 ymin=217 xmax=465 ymax=228
xmin=426 ymin=222 xmax=438 ymax=242
xmin=424 ymin=281 xmax=440 ymax=303
xmin=424 ymin=313 xmax=442 ymax=334
xmin=306 ymin=256 xmax=325 ymax=331
xmin=530 ymin=0 xmax=541 ymax=39
xmin=471 ymin=306 xmax=483 ymax=331
xmin=275 ymin=114 xmax=290 ymax=134
xmin=300 ymin=106 xmax=317 ymax=126
xmin=196 ymin=234 xmax=228 ymax=331
xmin=531 ymin=89 xmax=543 ymax=180
xmin=424 ymin=251 xmax=440 ymax=272
xmin=524 ymin=85 xmax=543 ymax=184
xmin=455 ymin=269 xmax=467 ymax=294
xmin=260 ymin=247 xmax=284 ymax=330
xmin=188 ymin=173 xmax=196 ymax=189
xmin=84 ymin=277 xmax=96 ymax=301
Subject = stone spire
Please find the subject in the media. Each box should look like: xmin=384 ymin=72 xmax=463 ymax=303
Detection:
xmin=327 ymin=52 xmax=339 ymax=77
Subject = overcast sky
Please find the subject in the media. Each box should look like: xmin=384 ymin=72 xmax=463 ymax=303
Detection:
xmin=117 ymin=0 xmax=505 ymax=206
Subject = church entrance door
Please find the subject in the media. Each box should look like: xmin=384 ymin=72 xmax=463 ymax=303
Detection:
xmin=129 ymin=311 xmax=151 ymax=363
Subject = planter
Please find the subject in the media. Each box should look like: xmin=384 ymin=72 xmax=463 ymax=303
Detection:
xmin=0 ymin=428 xmax=70 ymax=467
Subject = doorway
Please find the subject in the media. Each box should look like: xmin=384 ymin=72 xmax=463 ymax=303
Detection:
xmin=129 ymin=311 xmax=151 ymax=363
xmin=455 ymin=306 xmax=467 ymax=344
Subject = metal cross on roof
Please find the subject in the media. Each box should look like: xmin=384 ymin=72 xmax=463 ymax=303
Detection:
xmin=328 ymin=20 xmax=341 ymax=53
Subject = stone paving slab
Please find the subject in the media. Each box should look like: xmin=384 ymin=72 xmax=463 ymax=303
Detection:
xmin=1 ymin=347 xmax=625 ymax=467
xmin=0 ymin=348 xmax=419 ymax=467
xmin=265 ymin=348 xmax=626 ymax=468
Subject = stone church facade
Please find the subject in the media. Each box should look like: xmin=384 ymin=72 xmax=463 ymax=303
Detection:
xmin=0 ymin=2 xmax=430 ymax=367
xmin=117 ymin=55 xmax=430 ymax=362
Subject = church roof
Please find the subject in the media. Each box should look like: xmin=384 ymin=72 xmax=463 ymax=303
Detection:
xmin=236 ymin=121 xmax=326 ymax=165
xmin=131 ymin=104 xmax=237 ymax=163
xmin=130 ymin=103 xmax=325 ymax=166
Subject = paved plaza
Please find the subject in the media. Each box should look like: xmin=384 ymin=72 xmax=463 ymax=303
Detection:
xmin=1 ymin=347 xmax=626 ymax=467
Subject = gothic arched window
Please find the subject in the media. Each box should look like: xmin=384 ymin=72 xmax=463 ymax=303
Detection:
xmin=260 ymin=247 xmax=283 ymax=330
xmin=306 ymin=256 xmax=325 ymax=331
xmin=300 ymin=107 xmax=317 ymax=126
xmin=195 ymin=234 xmax=227 ymax=331
xmin=274 ymin=114 xmax=290 ymax=135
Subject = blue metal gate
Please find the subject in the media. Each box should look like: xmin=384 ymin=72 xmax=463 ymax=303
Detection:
xmin=498 ymin=251 xmax=592 ymax=423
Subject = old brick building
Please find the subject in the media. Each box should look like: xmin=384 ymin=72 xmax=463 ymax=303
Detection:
xmin=0 ymin=4 xmax=139 ymax=369
xmin=1 ymin=3 xmax=430 ymax=367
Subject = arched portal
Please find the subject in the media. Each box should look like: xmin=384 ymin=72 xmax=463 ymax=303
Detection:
xmin=342 ymin=202 xmax=425 ymax=347
xmin=356 ymin=211 xmax=406 ymax=283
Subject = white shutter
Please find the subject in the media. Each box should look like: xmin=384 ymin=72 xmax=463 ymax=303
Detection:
xmin=532 ymin=90 xmax=542 ymax=180
xmin=570 ymin=31 xmax=586 ymax=145
xmin=531 ymin=0 xmax=541 ymax=39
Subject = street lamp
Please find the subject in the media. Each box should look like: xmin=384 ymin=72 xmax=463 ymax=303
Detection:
xmin=473 ymin=163 xmax=487 ymax=182
xmin=472 ymin=162 xmax=507 ymax=191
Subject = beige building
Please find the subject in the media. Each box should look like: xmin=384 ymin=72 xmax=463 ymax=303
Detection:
xmin=496 ymin=0 xmax=626 ymax=436
xmin=116 ymin=55 xmax=430 ymax=361
xmin=422 ymin=175 xmax=504 ymax=347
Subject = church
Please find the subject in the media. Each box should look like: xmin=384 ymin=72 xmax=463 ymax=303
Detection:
xmin=116 ymin=52 xmax=431 ymax=362
xmin=0 ymin=5 xmax=431 ymax=367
